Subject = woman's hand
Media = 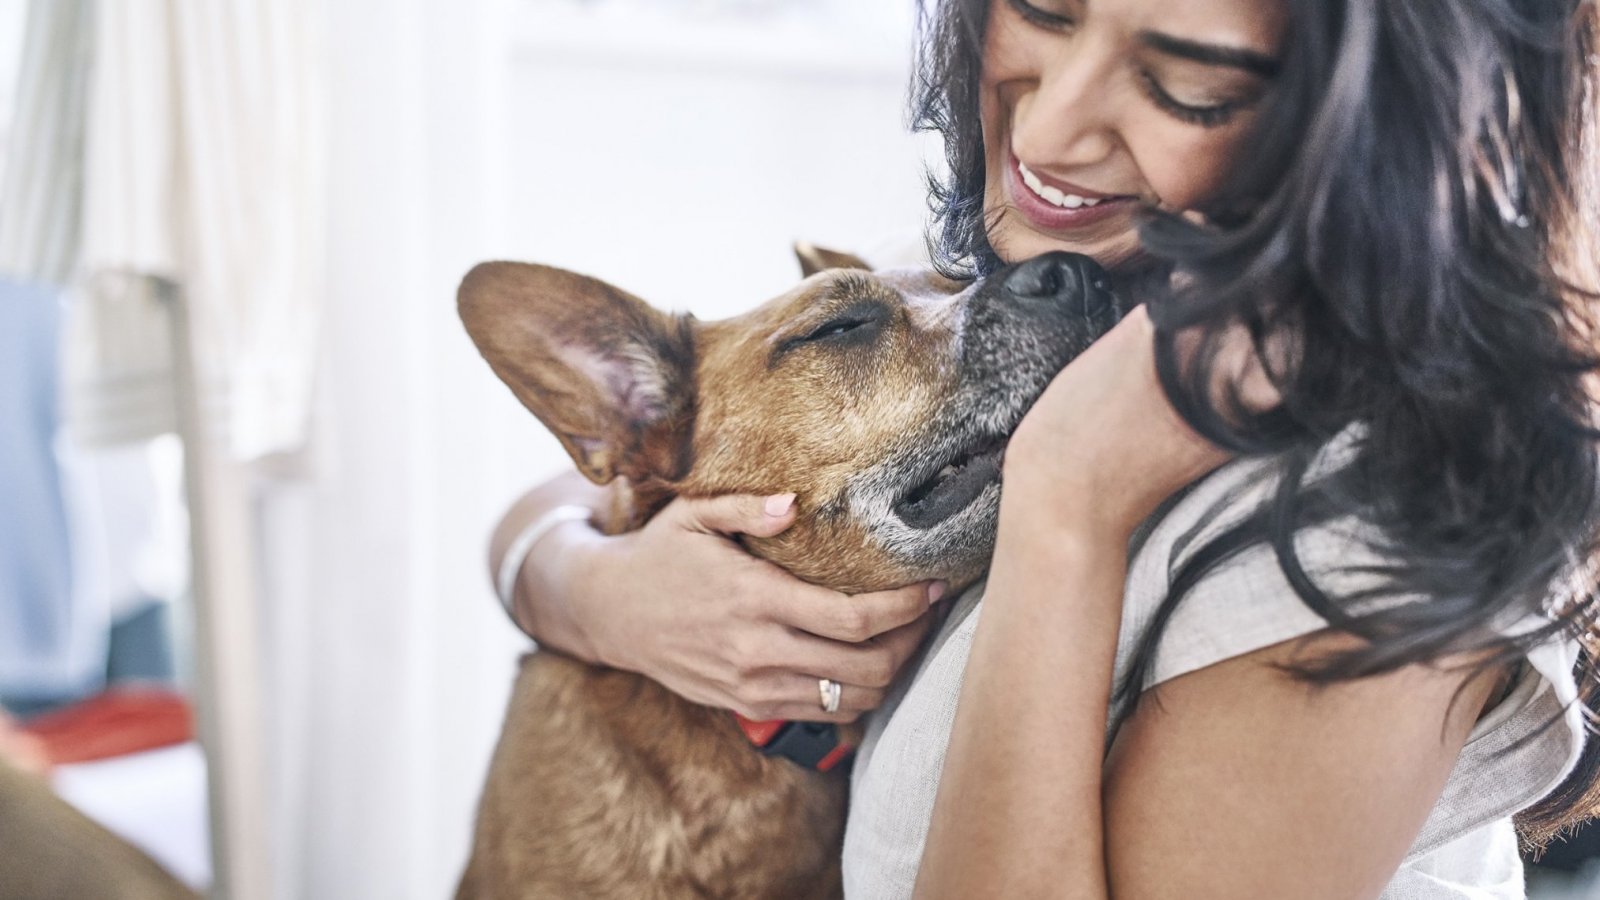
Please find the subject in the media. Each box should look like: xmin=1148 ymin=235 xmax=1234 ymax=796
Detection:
xmin=1007 ymin=304 xmax=1274 ymax=539
xmin=574 ymin=495 xmax=945 ymax=722
xmin=499 ymin=476 xmax=943 ymax=723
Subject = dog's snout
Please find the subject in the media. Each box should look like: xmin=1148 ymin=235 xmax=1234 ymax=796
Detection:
xmin=1002 ymin=251 xmax=1114 ymax=322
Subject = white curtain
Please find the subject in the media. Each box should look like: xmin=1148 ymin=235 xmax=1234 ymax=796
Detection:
xmin=0 ymin=0 xmax=324 ymax=458
xmin=0 ymin=0 xmax=89 ymax=284
xmin=255 ymin=1 xmax=532 ymax=895
xmin=0 ymin=2 xmax=322 ymax=894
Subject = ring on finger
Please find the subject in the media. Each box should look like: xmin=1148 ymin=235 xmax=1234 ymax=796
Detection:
xmin=817 ymin=677 xmax=842 ymax=714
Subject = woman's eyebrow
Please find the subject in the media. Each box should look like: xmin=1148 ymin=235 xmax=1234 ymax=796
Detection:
xmin=1138 ymin=30 xmax=1281 ymax=77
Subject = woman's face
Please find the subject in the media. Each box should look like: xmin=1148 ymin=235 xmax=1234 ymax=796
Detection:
xmin=981 ymin=0 xmax=1287 ymax=268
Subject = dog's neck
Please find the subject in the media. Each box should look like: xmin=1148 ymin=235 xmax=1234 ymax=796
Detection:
xmin=597 ymin=478 xmax=678 ymax=536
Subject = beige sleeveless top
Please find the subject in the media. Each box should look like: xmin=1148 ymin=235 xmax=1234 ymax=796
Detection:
xmin=842 ymin=450 xmax=1586 ymax=899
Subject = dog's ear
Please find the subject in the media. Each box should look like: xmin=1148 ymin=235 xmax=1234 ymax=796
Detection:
xmin=794 ymin=241 xmax=871 ymax=278
xmin=459 ymin=262 xmax=696 ymax=486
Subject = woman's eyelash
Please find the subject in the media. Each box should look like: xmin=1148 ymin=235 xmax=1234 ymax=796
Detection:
xmin=1136 ymin=70 xmax=1241 ymax=128
xmin=1005 ymin=0 xmax=1075 ymax=30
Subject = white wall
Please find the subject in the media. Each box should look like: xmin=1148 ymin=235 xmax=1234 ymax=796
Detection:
xmin=501 ymin=1 xmax=935 ymax=317
xmin=258 ymin=2 xmax=935 ymax=897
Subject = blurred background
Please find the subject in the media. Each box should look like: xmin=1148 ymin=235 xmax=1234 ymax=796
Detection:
xmin=0 ymin=1 xmax=1595 ymax=899
xmin=0 ymin=1 xmax=935 ymax=897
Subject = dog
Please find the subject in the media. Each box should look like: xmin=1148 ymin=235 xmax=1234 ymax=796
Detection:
xmin=455 ymin=245 xmax=1119 ymax=899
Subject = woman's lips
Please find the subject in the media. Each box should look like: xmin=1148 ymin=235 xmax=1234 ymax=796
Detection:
xmin=1003 ymin=150 xmax=1135 ymax=232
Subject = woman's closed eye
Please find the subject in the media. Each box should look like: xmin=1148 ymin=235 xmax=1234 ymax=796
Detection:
xmin=1002 ymin=0 xmax=1275 ymax=130
xmin=1005 ymin=0 xmax=1078 ymax=30
xmin=1134 ymin=31 xmax=1278 ymax=128
xmin=1135 ymin=70 xmax=1261 ymax=128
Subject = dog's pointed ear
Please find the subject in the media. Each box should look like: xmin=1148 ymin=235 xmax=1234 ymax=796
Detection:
xmin=794 ymin=241 xmax=871 ymax=278
xmin=459 ymin=262 xmax=696 ymax=486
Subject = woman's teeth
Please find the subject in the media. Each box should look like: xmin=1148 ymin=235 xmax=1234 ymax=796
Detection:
xmin=1018 ymin=161 xmax=1104 ymax=209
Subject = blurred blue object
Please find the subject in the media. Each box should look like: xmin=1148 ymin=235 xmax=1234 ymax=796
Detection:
xmin=0 ymin=276 xmax=104 ymax=713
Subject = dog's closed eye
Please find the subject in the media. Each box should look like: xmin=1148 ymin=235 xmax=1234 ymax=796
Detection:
xmin=805 ymin=317 xmax=871 ymax=341
xmin=775 ymin=302 xmax=888 ymax=360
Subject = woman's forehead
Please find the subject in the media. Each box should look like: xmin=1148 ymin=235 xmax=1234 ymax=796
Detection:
xmin=1079 ymin=0 xmax=1288 ymax=54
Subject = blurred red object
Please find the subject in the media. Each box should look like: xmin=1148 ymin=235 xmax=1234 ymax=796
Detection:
xmin=19 ymin=689 xmax=193 ymax=765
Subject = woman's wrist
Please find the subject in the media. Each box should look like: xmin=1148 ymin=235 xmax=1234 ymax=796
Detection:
xmin=488 ymin=470 xmax=612 ymax=658
xmin=1002 ymin=437 xmax=1145 ymax=545
xmin=498 ymin=506 xmax=593 ymax=621
xmin=1004 ymin=414 xmax=1222 ymax=544
xmin=513 ymin=516 xmax=611 ymax=665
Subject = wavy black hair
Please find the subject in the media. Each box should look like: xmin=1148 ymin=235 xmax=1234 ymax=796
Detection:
xmin=913 ymin=0 xmax=1600 ymax=847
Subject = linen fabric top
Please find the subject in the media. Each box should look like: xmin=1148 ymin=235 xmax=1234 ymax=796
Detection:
xmin=841 ymin=449 xmax=1587 ymax=899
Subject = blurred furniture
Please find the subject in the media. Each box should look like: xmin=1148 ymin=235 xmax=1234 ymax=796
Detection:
xmin=0 ymin=277 xmax=105 ymax=713
xmin=22 ymin=687 xmax=192 ymax=765
xmin=1 ymin=0 xmax=322 ymax=893
xmin=15 ymin=687 xmax=211 ymax=890
xmin=163 ymin=274 xmax=273 ymax=900
xmin=0 ymin=757 xmax=198 ymax=900
xmin=51 ymin=743 xmax=213 ymax=891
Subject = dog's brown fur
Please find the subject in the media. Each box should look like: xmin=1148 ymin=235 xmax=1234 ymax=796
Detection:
xmin=456 ymin=246 xmax=1115 ymax=898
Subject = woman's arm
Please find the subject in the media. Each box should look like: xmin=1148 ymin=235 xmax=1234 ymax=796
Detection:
xmin=1100 ymin=630 xmax=1501 ymax=897
xmin=915 ymin=515 xmax=1500 ymax=897
xmin=913 ymin=514 xmax=1124 ymax=897
xmin=487 ymin=470 xmax=946 ymax=722
xmin=914 ymin=308 xmax=1504 ymax=898
xmin=487 ymin=469 xmax=611 ymax=661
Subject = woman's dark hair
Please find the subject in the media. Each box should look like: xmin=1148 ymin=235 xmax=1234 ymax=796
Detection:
xmin=913 ymin=0 xmax=1600 ymax=847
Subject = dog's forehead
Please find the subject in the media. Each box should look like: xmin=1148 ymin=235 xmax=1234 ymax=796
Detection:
xmin=730 ymin=267 xmax=968 ymax=328
xmin=869 ymin=266 xmax=969 ymax=299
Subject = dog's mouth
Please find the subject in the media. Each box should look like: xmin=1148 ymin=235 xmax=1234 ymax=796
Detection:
xmin=893 ymin=434 xmax=1009 ymax=530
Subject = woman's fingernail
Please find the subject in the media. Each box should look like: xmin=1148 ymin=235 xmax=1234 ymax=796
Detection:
xmin=764 ymin=493 xmax=797 ymax=517
xmin=927 ymin=581 xmax=948 ymax=605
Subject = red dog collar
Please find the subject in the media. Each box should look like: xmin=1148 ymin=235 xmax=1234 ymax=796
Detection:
xmin=733 ymin=714 xmax=853 ymax=773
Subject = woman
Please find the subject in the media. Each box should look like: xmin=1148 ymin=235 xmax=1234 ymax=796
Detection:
xmin=490 ymin=0 xmax=1600 ymax=895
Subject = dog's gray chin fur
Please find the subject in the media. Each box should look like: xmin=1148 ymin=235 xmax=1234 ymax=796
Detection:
xmin=844 ymin=386 xmax=1036 ymax=582
xmin=845 ymin=465 xmax=1003 ymax=583
xmin=843 ymin=256 xmax=1119 ymax=582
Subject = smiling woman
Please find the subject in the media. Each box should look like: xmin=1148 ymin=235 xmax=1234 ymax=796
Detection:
xmin=968 ymin=0 xmax=1287 ymax=268
xmin=490 ymin=0 xmax=1600 ymax=895
xmin=886 ymin=0 xmax=1600 ymax=896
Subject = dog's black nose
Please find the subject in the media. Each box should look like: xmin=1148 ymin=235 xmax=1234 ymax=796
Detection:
xmin=1002 ymin=251 xmax=1115 ymax=321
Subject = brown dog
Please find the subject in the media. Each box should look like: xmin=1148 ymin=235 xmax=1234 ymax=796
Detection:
xmin=456 ymin=247 xmax=1118 ymax=899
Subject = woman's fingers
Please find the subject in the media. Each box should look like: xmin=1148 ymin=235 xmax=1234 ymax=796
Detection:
xmin=725 ymin=672 xmax=889 ymax=723
xmin=585 ymin=493 xmax=950 ymax=722
xmin=767 ymin=580 xmax=944 ymax=644
xmin=720 ymin=613 xmax=942 ymax=722
xmin=666 ymin=492 xmax=798 ymax=539
xmin=770 ymin=616 xmax=937 ymax=690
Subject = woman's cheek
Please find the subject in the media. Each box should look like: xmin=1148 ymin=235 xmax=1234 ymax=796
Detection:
xmin=1132 ymin=125 xmax=1256 ymax=211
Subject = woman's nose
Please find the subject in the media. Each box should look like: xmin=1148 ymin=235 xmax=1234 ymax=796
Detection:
xmin=1010 ymin=43 xmax=1121 ymax=170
